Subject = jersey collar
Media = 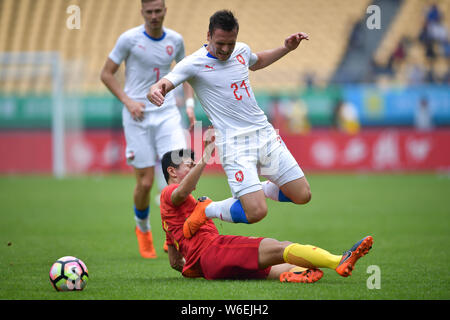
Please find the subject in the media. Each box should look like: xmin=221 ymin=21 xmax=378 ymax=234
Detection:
xmin=204 ymin=44 xmax=218 ymax=59
xmin=143 ymin=29 xmax=166 ymax=41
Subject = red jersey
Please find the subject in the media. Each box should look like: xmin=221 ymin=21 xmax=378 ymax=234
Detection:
xmin=160 ymin=184 xmax=219 ymax=277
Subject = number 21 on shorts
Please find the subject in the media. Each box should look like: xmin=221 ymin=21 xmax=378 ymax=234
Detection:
xmin=231 ymin=80 xmax=250 ymax=100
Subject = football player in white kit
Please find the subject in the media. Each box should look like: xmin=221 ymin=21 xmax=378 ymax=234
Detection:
xmin=100 ymin=0 xmax=195 ymax=258
xmin=148 ymin=10 xmax=311 ymax=237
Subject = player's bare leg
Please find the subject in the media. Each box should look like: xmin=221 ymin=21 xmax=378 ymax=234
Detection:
xmin=258 ymin=238 xmax=323 ymax=283
xmin=134 ymin=167 xmax=154 ymax=210
xmin=257 ymin=236 xmax=373 ymax=282
xmin=186 ymin=179 xmax=309 ymax=237
xmin=278 ymin=176 xmax=311 ymax=204
xmin=239 ymin=190 xmax=268 ymax=223
xmin=184 ymin=190 xmax=267 ymax=237
xmin=133 ymin=167 xmax=157 ymax=258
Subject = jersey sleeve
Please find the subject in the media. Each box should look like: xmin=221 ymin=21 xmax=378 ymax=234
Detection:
xmin=108 ymin=32 xmax=130 ymax=65
xmin=165 ymin=231 xmax=174 ymax=246
xmin=161 ymin=184 xmax=180 ymax=246
xmin=249 ymin=51 xmax=258 ymax=67
xmin=174 ymin=36 xmax=186 ymax=63
xmin=241 ymin=43 xmax=258 ymax=67
xmin=164 ymin=56 xmax=197 ymax=88
xmin=161 ymin=184 xmax=179 ymax=206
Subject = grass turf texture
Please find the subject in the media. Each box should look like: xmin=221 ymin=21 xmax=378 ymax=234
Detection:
xmin=0 ymin=173 xmax=449 ymax=300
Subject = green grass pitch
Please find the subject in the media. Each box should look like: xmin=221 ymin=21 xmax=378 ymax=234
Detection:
xmin=0 ymin=173 xmax=449 ymax=300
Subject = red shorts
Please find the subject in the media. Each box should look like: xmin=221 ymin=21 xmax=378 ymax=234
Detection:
xmin=199 ymin=235 xmax=271 ymax=280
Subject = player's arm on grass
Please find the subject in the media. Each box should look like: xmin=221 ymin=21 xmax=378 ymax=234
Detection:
xmin=249 ymin=32 xmax=309 ymax=71
xmin=171 ymin=128 xmax=215 ymax=206
xmin=168 ymin=244 xmax=185 ymax=272
xmin=100 ymin=58 xmax=145 ymax=121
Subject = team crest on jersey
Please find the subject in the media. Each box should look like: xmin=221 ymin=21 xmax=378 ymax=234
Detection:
xmin=166 ymin=45 xmax=174 ymax=56
xmin=235 ymin=170 xmax=244 ymax=182
xmin=236 ymin=54 xmax=245 ymax=65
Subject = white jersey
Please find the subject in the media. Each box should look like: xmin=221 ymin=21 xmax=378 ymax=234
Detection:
xmin=109 ymin=25 xmax=185 ymax=111
xmin=164 ymin=42 xmax=270 ymax=137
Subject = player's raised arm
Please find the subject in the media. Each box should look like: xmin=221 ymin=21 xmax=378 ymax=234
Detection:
xmin=171 ymin=128 xmax=215 ymax=206
xmin=249 ymin=32 xmax=309 ymax=71
xmin=147 ymin=78 xmax=175 ymax=106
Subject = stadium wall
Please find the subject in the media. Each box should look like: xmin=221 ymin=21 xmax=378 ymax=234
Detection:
xmin=1 ymin=128 xmax=450 ymax=174
xmin=1 ymin=85 xmax=450 ymax=174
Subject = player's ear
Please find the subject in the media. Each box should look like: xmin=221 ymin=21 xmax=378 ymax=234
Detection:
xmin=207 ymin=31 xmax=211 ymax=42
xmin=167 ymin=166 xmax=177 ymax=180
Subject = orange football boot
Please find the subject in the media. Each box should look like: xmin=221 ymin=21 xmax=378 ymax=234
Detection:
xmin=336 ymin=236 xmax=373 ymax=277
xmin=183 ymin=197 xmax=212 ymax=239
xmin=135 ymin=227 xmax=157 ymax=259
xmin=280 ymin=268 xmax=324 ymax=283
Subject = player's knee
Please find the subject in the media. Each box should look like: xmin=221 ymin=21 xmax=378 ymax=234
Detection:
xmin=280 ymin=240 xmax=293 ymax=247
xmin=272 ymin=240 xmax=293 ymax=258
xmin=300 ymin=187 xmax=312 ymax=204
xmin=246 ymin=203 xmax=268 ymax=223
xmin=136 ymin=179 xmax=153 ymax=193
xmin=291 ymin=186 xmax=311 ymax=204
xmin=262 ymin=238 xmax=291 ymax=255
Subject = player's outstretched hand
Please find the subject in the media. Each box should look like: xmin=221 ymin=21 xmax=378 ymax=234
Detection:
xmin=204 ymin=125 xmax=216 ymax=158
xmin=284 ymin=32 xmax=309 ymax=51
xmin=147 ymin=83 xmax=166 ymax=107
xmin=126 ymin=99 xmax=145 ymax=121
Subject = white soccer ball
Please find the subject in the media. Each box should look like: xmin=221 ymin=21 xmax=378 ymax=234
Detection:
xmin=49 ymin=256 xmax=89 ymax=291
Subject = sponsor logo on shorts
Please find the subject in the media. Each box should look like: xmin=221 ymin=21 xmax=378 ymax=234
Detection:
xmin=235 ymin=170 xmax=244 ymax=182
xmin=126 ymin=151 xmax=135 ymax=161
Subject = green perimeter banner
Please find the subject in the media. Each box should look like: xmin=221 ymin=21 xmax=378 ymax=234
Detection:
xmin=0 ymin=88 xmax=340 ymax=129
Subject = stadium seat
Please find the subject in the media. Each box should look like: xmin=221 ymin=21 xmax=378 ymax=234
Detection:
xmin=0 ymin=0 xmax=380 ymax=93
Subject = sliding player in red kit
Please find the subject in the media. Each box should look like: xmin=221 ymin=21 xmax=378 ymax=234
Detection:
xmin=159 ymin=131 xmax=373 ymax=282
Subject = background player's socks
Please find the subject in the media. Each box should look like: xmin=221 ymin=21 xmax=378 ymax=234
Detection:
xmin=134 ymin=205 xmax=150 ymax=232
xmin=262 ymin=181 xmax=292 ymax=202
xmin=205 ymin=198 xmax=249 ymax=223
xmin=283 ymin=243 xmax=342 ymax=269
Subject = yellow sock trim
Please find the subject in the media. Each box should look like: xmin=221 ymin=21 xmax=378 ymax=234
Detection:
xmin=283 ymin=243 xmax=342 ymax=270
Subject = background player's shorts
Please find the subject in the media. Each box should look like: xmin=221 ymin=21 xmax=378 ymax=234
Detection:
xmin=216 ymin=125 xmax=304 ymax=198
xmin=122 ymin=104 xmax=187 ymax=169
xmin=199 ymin=235 xmax=271 ymax=280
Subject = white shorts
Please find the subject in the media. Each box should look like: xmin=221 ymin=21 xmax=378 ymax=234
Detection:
xmin=216 ymin=125 xmax=304 ymax=198
xmin=122 ymin=105 xmax=187 ymax=169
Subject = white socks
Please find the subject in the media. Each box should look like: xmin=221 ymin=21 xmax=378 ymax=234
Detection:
xmin=205 ymin=198 xmax=237 ymax=222
xmin=262 ymin=180 xmax=280 ymax=201
xmin=205 ymin=198 xmax=249 ymax=223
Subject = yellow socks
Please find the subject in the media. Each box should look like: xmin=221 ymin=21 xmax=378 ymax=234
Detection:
xmin=283 ymin=243 xmax=342 ymax=270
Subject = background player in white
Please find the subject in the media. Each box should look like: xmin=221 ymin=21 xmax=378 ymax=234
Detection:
xmin=100 ymin=0 xmax=195 ymax=258
xmin=148 ymin=10 xmax=310 ymax=236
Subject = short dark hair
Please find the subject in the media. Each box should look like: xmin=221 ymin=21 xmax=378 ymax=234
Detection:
xmin=141 ymin=0 xmax=165 ymax=6
xmin=209 ymin=10 xmax=239 ymax=35
xmin=161 ymin=149 xmax=195 ymax=184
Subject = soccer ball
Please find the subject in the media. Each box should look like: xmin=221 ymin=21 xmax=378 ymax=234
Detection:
xmin=49 ymin=256 xmax=89 ymax=291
